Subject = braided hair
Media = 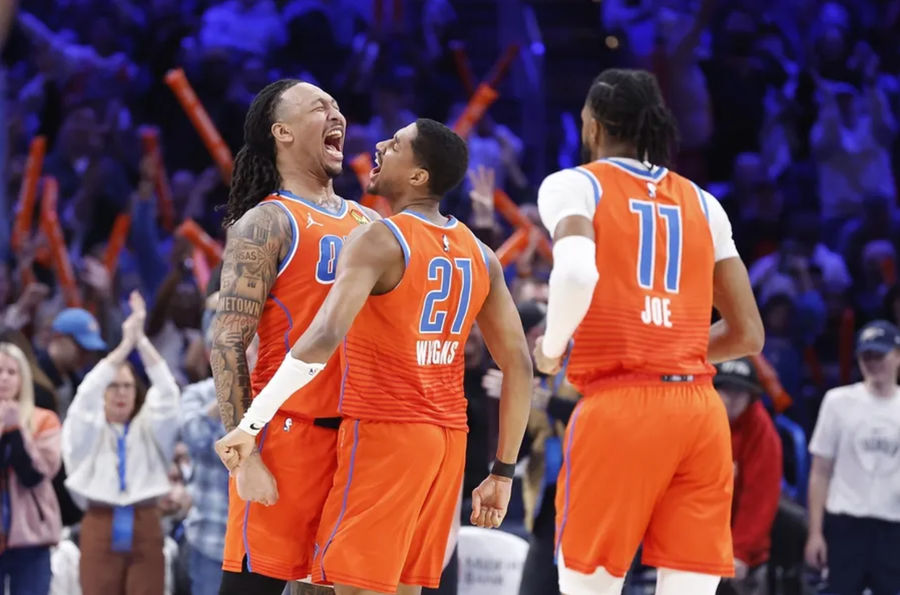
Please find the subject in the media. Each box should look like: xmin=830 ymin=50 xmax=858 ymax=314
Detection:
xmin=223 ymin=79 xmax=301 ymax=227
xmin=585 ymin=69 xmax=679 ymax=166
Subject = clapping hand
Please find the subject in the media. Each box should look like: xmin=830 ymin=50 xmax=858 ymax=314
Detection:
xmin=121 ymin=291 xmax=147 ymax=345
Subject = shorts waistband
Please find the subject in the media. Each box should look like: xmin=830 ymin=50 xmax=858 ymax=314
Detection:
xmin=313 ymin=416 xmax=342 ymax=430
xmin=584 ymin=372 xmax=713 ymax=394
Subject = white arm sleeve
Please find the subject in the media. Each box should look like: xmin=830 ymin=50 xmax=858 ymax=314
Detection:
xmin=703 ymin=189 xmax=740 ymax=262
xmin=537 ymin=168 xmax=600 ymax=236
xmin=541 ymin=236 xmax=599 ymax=358
xmin=237 ymin=354 xmax=325 ymax=435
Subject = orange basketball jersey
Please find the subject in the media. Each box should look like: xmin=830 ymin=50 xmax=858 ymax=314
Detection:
xmin=338 ymin=211 xmax=491 ymax=430
xmin=567 ymin=160 xmax=716 ymax=393
xmin=252 ymin=191 xmax=372 ymax=418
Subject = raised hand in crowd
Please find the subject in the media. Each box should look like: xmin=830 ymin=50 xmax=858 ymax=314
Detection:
xmin=468 ymin=165 xmax=496 ymax=228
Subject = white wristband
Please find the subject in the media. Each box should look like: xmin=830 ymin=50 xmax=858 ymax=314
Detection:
xmin=238 ymin=354 xmax=325 ymax=435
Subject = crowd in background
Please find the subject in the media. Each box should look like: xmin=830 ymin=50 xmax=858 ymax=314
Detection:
xmin=0 ymin=0 xmax=899 ymax=594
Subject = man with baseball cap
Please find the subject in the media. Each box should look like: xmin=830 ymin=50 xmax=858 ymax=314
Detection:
xmin=36 ymin=308 xmax=107 ymax=416
xmin=805 ymin=320 xmax=900 ymax=595
xmin=714 ymin=358 xmax=782 ymax=595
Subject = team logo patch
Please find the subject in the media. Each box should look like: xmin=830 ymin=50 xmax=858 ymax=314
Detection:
xmin=350 ymin=209 xmax=369 ymax=225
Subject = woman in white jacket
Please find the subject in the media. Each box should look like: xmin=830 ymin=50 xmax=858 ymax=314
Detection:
xmin=62 ymin=292 xmax=180 ymax=595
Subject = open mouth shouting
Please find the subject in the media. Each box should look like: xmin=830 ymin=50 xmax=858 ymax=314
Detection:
xmin=324 ymin=126 xmax=344 ymax=162
xmin=370 ymin=149 xmax=383 ymax=182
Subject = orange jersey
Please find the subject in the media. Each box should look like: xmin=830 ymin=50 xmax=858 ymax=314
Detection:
xmin=338 ymin=212 xmax=491 ymax=430
xmin=252 ymin=191 xmax=372 ymax=418
xmin=566 ymin=160 xmax=716 ymax=392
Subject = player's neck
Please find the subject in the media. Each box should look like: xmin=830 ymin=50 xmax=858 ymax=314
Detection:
xmin=279 ymin=170 xmax=342 ymax=212
xmin=594 ymin=142 xmax=640 ymax=162
xmin=397 ymin=196 xmax=445 ymax=224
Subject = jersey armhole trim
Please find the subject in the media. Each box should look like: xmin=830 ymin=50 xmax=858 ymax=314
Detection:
xmin=380 ymin=219 xmax=410 ymax=266
xmin=260 ymin=200 xmax=299 ymax=277
xmin=691 ymin=182 xmax=710 ymax=222
xmin=572 ymin=167 xmax=601 ymax=205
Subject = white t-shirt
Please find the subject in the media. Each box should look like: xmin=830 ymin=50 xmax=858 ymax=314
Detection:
xmin=537 ymin=158 xmax=739 ymax=262
xmin=809 ymin=382 xmax=900 ymax=521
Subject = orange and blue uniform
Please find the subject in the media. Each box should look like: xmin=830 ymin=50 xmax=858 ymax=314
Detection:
xmin=539 ymin=158 xmax=737 ymax=578
xmin=311 ymin=211 xmax=491 ymax=592
xmin=222 ymin=191 xmax=372 ymax=580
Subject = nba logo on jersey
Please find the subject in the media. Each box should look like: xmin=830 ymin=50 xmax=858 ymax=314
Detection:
xmin=283 ymin=418 xmax=293 ymax=432
xmin=442 ymin=234 xmax=450 ymax=252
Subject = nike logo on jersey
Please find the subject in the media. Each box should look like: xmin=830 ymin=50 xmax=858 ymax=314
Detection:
xmin=307 ymin=213 xmax=323 ymax=228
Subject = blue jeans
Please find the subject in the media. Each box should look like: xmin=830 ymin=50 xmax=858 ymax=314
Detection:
xmin=189 ymin=546 xmax=224 ymax=595
xmin=0 ymin=546 xmax=52 ymax=595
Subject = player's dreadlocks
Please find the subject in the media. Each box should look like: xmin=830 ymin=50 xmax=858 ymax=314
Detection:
xmin=223 ymin=78 xmax=301 ymax=227
xmin=586 ymin=69 xmax=679 ymax=166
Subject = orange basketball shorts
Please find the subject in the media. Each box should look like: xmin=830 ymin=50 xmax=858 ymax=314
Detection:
xmin=222 ymin=411 xmax=339 ymax=580
xmin=311 ymin=419 xmax=465 ymax=592
xmin=555 ymin=382 xmax=735 ymax=578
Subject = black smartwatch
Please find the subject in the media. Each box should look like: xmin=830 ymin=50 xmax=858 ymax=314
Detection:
xmin=490 ymin=459 xmax=516 ymax=479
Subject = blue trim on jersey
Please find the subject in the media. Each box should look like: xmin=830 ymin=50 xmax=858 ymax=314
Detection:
xmin=268 ymin=293 xmax=294 ymax=353
xmin=399 ymin=210 xmax=459 ymax=228
xmin=571 ymin=167 xmax=601 ymax=204
xmin=380 ymin=219 xmax=410 ymax=266
xmin=691 ymin=182 xmax=710 ymax=221
xmin=262 ymin=201 xmax=299 ymax=275
xmin=479 ymin=241 xmax=490 ymax=273
xmin=602 ymin=158 xmax=668 ymax=182
xmin=277 ymin=189 xmax=348 ymax=218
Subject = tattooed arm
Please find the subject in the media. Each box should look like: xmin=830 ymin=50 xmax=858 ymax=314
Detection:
xmin=210 ymin=204 xmax=290 ymax=431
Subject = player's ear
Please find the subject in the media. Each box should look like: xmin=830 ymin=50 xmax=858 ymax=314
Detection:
xmin=271 ymin=122 xmax=293 ymax=144
xmin=410 ymin=167 xmax=430 ymax=190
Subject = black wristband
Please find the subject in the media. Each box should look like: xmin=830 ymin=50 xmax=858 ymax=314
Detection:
xmin=491 ymin=460 xmax=516 ymax=479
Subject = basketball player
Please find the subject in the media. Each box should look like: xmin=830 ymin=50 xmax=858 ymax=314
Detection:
xmin=210 ymin=79 xmax=377 ymax=595
xmin=532 ymin=69 xmax=764 ymax=595
xmin=215 ymin=118 xmax=533 ymax=595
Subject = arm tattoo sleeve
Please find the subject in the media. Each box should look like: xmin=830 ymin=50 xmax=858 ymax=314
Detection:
xmin=210 ymin=205 xmax=290 ymax=430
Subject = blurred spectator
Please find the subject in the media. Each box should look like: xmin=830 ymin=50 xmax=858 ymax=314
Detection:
xmin=41 ymin=106 xmax=133 ymax=252
xmin=146 ymin=259 xmax=205 ymax=387
xmin=749 ymin=212 xmax=851 ymax=296
xmin=714 ymin=358 xmax=782 ymax=595
xmin=178 ymin=280 xmax=235 ymax=595
xmin=810 ymin=62 xmax=897 ymax=233
xmin=805 ymin=320 xmax=900 ymax=595
xmin=884 ymin=284 xmax=900 ymax=327
xmin=0 ymin=342 xmax=62 ymax=595
xmin=1 ymin=282 xmax=50 ymax=335
xmin=62 ymin=291 xmax=179 ymax=595
xmin=838 ymin=194 xmax=900 ymax=282
xmin=197 ymin=0 xmax=285 ymax=58
xmin=37 ymin=308 xmax=107 ymax=417
xmin=363 ymin=67 xmax=417 ymax=144
xmin=852 ymin=239 xmax=897 ymax=323
xmin=719 ymin=153 xmax=783 ymax=262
